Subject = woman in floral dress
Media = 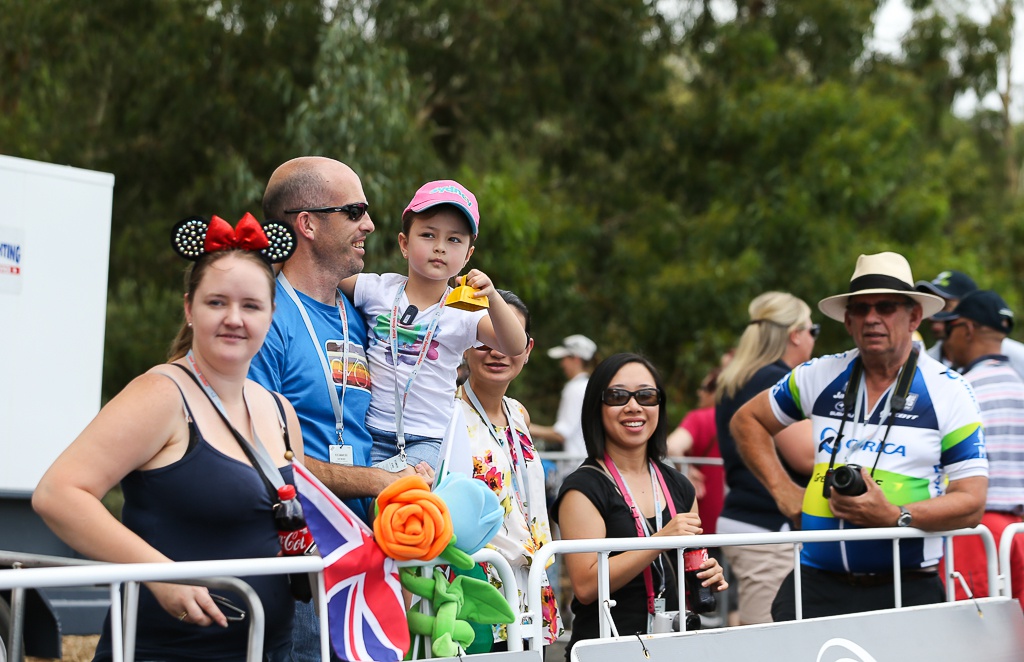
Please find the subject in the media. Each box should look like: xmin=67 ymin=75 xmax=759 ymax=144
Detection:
xmin=458 ymin=289 xmax=562 ymax=649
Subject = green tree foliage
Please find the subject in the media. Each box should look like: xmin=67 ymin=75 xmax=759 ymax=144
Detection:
xmin=6 ymin=0 xmax=1024 ymax=422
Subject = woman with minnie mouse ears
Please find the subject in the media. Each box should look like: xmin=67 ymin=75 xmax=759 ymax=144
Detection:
xmin=34 ymin=214 xmax=305 ymax=662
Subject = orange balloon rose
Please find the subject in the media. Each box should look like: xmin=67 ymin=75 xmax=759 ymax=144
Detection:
xmin=374 ymin=475 xmax=454 ymax=561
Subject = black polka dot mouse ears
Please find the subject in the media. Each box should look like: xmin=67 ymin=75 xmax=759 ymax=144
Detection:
xmin=171 ymin=213 xmax=296 ymax=264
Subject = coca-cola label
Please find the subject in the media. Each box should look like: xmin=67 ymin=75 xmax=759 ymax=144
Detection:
xmin=683 ymin=548 xmax=709 ymax=572
xmin=278 ymin=527 xmax=315 ymax=556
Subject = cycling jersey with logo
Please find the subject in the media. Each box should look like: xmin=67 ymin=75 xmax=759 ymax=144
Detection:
xmin=769 ymin=349 xmax=987 ymax=573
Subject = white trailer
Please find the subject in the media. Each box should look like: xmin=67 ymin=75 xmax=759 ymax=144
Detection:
xmin=0 ymin=154 xmax=114 ymax=652
xmin=0 ymin=154 xmax=113 ymax=497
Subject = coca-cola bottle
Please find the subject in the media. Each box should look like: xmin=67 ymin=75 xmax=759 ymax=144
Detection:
xmin=683 ymin=548 xmax=717 ymax=614
xmin=274 ymin=484 xmax=317 ymax=602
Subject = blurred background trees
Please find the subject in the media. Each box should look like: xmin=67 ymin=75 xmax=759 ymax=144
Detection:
xmin=3 ymin=0 xmax=1022 ymax=425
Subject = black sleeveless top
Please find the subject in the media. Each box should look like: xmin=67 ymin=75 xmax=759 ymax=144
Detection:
xmin=553 ymin=458 xmax=696 ymax=657
xmin=93 ymin=385 xmax=293 ymax=662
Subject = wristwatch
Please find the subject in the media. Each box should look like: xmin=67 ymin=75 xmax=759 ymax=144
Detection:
xmin=896 ymin=505 xmax=913 ymax=528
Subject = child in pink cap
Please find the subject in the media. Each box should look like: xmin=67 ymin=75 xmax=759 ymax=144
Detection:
xmin=340 ymin=179 xmax=527 ymax=471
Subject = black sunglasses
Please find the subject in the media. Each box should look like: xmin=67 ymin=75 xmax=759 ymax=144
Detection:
xmin=283 ymin=202 xmax=369 ymax=222
xmin=846 ymin=300 xmax=911 ymax=317
xmin=807 ymin=323 xmax=821 ymax=339
xmin=209 ymin=593 xmax=246 ymax=622
xmin=945 ymin=320 xmax=970 ymax=335
xmin=601 ymin=387 xmax=663 ymax=407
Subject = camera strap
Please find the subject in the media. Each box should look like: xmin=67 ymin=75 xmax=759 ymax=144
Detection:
xmin=867 ymin=347 xmax=919 ymax=476
xmin=823 ymin=357 xmax=863 ymax=482
xmin=824 ymin=348 xmax=919 ymax=488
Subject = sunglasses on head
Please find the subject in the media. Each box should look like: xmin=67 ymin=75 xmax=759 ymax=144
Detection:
xmin=472 ymin=332 xmax=531 ymax=354
xmin=601 ymin=387 xmax=663 ymax=407
xmin=846 ymin=300 xmax=910 ymax=317
xmin=284 ymin=202 xmax=369 ymax=222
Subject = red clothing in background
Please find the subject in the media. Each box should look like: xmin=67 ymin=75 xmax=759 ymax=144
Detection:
xmin=681 ymin=407 xmax=724 ymax=535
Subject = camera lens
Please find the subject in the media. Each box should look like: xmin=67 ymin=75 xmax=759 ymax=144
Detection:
xmin=832 ymin=464 xmax=867 ymax=496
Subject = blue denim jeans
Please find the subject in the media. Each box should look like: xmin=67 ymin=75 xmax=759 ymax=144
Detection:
xmin=368 ymin=425 xmax=442 ymax=470
xmin=291 ymin=599 xmax=342 ymax=662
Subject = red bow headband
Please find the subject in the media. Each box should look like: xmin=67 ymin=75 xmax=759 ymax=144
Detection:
xmin=171 ymin=213 xmax=296 ymax=264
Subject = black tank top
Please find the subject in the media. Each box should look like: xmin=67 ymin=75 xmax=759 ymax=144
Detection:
xmin=93 ymin=381 xmax=293 ymax=662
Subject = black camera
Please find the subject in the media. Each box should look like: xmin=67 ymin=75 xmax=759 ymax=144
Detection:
xmin=830 ymin=463 xmax=867 ymax=496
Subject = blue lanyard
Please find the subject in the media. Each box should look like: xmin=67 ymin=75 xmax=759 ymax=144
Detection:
xmin=183 ymin=351 xmax=284 ymax=491
xmin=463 ymin=383 xmax=531 ymax=513
xmin=277 ymin=272 xmax=348 ymax=444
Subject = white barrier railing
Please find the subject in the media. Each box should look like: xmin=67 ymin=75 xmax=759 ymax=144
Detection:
xmin=539 ymin=453 xmax=722 ymax=469
xmin=999 ymin=521 xmax=1024 ymax=599
xmin=0 ymin=549 xmax=522 ymax=662
xmin=524 ymin=526 xmax=998 ymax=650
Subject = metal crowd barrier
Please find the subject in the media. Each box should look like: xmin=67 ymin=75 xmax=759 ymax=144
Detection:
xmin=539 ymin=453 xmax=722 ymax=470
xmin=0 ymin=548 xmax=522 ymax=662
xmin=999 ymin=521 xmax=1024 ymax=598
xmin=523 ymin=526 xmax=999 ymax=650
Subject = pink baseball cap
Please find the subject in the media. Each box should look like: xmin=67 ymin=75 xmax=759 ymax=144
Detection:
xmin=403 ymin=179 xmax=479 ymax=235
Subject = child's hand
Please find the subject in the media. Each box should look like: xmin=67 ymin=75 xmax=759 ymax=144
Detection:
xmin=461 ymin=269 xmax=496 ymax=299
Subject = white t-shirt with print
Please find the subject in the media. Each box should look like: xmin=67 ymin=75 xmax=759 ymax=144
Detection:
xmin=355 ymin=272 xmax=486 ymax=438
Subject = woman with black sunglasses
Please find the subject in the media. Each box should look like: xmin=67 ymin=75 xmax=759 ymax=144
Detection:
xmin=553 ymin=353 xmax=727 ymax=659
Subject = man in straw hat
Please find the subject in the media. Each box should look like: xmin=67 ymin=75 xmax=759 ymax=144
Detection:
xmin=731 ymin=252 xmax=987 ymax=620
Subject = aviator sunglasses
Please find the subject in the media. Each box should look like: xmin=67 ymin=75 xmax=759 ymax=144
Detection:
xmin=284 ymin=202 xmax=369 ymax=222
xmin=845 ymin=300 xmax=911 ymax=317
xmin=601 ymin=387 xmax=663 ymax=407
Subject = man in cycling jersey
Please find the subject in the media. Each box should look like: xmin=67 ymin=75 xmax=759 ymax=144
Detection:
xmin=731 ymin=251 xmax=987 ymax=620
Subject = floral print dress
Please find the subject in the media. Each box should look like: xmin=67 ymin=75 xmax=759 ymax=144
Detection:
xmin=460 ymin=396 xmax=563 ymax=644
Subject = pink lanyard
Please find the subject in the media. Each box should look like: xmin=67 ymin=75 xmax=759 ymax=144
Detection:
xmin=603 ymin=454 xmax=677 ymax=615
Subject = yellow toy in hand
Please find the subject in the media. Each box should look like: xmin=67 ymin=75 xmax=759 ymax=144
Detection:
xmin=445 ymin=275 xmax=489 ymax=311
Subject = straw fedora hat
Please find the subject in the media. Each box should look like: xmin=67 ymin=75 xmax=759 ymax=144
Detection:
xmin=818 ymin=252 xmax=945 ymax=322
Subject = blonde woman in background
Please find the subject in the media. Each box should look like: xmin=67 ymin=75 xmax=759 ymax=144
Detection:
xmin=714 ymin=291 xmax=817 ymax=624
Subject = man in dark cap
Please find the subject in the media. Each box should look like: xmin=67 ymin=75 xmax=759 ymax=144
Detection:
xmin=935 ymin=290 xmax=1024 ymax=607
xmin=916 ymin=269 xmax=1024 ymax=378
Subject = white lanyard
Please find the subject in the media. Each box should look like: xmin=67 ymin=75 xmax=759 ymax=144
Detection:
xmin=463 ymin=383 xmax=531 ymax=514
xmin=388 ymin=279 xmax=450 ymax=457
xmin=277 ymin=272 xmax=348 ymax=445
xmin=184 ymin=352 xmax=284 ymax=491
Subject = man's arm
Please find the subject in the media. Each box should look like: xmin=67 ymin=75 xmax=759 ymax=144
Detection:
xmin=528 ymin=423 xmax=565 ymax=445
xmin=730 ymin=390 xmax=806 ymax=523
xmin=303 ymin=456 xmax=431 ymax=499
xmin=829 ymin=469 xmax=987 ymax=530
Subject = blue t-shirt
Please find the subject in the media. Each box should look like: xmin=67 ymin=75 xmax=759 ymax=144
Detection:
xmin=249 ymin=281 xmax=373 ymax=521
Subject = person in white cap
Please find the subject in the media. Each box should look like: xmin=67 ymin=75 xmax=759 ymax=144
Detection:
xmin=731 ymin=251 xmax=987 ymax=620
xmin=530 ymin=334 xmax=597 ymax=463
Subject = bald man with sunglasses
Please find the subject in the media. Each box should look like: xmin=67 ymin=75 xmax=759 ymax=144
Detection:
xmin=731 ymin=252 xmax=987 ymax=621
xmin=249 ymin=157 xmax=432 ymax=662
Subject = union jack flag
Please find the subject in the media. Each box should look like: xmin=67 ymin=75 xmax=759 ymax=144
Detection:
xmin=292 ymin=461 xmax=409 ymax=662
